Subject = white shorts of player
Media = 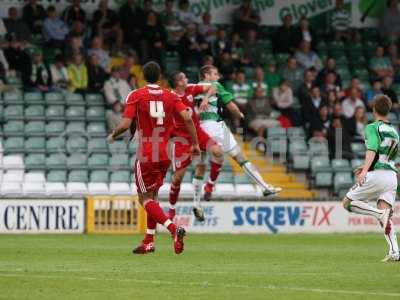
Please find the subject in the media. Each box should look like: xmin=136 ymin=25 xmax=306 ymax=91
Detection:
xmin=200 ymin=120 xmax=239 ymax=156
xmin=346 ymin=170 xmax=397 ymax=206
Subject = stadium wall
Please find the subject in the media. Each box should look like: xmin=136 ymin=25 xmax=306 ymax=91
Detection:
xmin=1 ymin=198 xmax=399 ymax=234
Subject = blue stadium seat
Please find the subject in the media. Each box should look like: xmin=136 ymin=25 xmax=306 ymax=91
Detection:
xmin=25 ymin=105 xmax=45 ymax=120
xmin=68 ymin=170 xmax=89 ymax=182
xmin=25 ymin=153 xmax=46 ymax=170
xmin=88 ymin=138 xmax=108 ymax=153
xmin=46 ymin=153 xmax=67 ymax=169
xmin=25 ymin=137 xmax=46 ymax=153
xmin=3 ymin=121 xmax=24 ymax=136
xmin=67 ymin=154 xmax=88 ymax=169
xmin=46 ymin=105 xmax=65 ymax=120
xmin=46 ymin=121 xmax=66 ymax=136
xmin=46 ymin=137 xmax=65 ymax=153
xmin=66 ymin=106 xmax=86 ymax=121
xmin=25 ymin=121 xmax=45 ymax=136
xmin=90 ymin=170 xmax=109 ymax=183
xmin=88 ymin=154 xmax=109 ymax=170
xmin=45 ymin=92 xmax=64 ymax=105
xmin=47 ymin=170 xmax=67 ymax=182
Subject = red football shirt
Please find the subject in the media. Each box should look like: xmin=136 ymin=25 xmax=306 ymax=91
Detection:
xmin=123 ymin=84 xmax=187 ymax=162
xmin=172 ymin=84 xmax=205 ymax=139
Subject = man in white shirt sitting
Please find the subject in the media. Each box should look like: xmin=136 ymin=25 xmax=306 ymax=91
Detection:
xmin=103 ymin=66 xmax=131 ymax=105
xmin=342 ymin=87 xmax=365 ymax=118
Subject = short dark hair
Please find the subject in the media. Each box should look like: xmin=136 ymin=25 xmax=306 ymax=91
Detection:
xmin=47 ymin=6 xmax=56 ymax=12
xmin=199 ymin=65 xmax=217 ymax=80
xmin=168 ymin=71 xmax=181 ymax=88
xmin=373 ymin=95 xmax=392 ymax=116
xmin=143 ymin=61 xmax=161 ymax=83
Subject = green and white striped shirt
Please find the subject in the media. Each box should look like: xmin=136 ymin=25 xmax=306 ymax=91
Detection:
xmin=365 ymin=120 xmax=399 ymax=172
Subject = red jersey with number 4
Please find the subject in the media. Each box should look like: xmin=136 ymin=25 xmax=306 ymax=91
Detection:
xmin=123 ymin=84 xmax=187 ymax=162
xmin=172 ymin=84 xmax=205 ymax=139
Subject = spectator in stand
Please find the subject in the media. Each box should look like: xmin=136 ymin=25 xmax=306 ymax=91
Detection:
xmin=294 ymin=16 xmax=316 ymax=49
xmin=295 ymin=40 xmax=323 ymax=71
xmin=332 ymin=101 xmax=343 ymax=118
xmin=4 ymin=7 xmax=31 ymax=42
xmin=62 ymin=0 xmax=86 ymax=26
xmin=328 ymin=116 xmax=353 ymax=159
xmin=281 ymin=56 xmax=304 ymax=91
xmin=316 ymin=57 xmax=342 ymax=87
xmin=272 ymin=79 xmax=299 ymax=126
xmin=365 ymin=79 xmax=384 ymax=108
xmin=50 ymin=54 xmax=69 ymax=91
xmin=212 ymin=29 xmax=231 ymax=58
xmin=320 ymin=71 xmax=341 ymax=97
xmin=309 ymin=105 xmax=331 ymax=140
xmin=43 ymin=6 xmax=69 ymax=49
xmin=178 ymin=23 xmax=209 ymax=65
xmin=264 ymin=62 xmax=281 ymax=96
xmin=232 ymin=0 xmax=260 ymax=36
xmin=297 ymin=68 xmax=315 ymax=104
xmin=92 ymin=0 xmax=122 ymax=50
xmin=3 ymin=37 xmax=30 ymax=76
xmin=329 ymin=0 xmax=351 ymax=40
xmin=326 ymin=90 xmax=339 ymax=114
xmin=65 ymin=35 xmax=85 ymax=61
xmin=369 ymin=46 xmax=394 ymax=79
xmin=104 ymin=66 xmax=131 ymax=105
xmin=381 ymin=75 xmax=399 ymax=110
xmin=229 ymin=70 xmax=252 ymax=111
xmin=380 ymin=0 xmax=400 ymax=42
xmin=251 ymin=67 xmax=268 ymax=97
xmin=143 ymin=0 xmax=157 ymax=19
xmin=119 ymin=0 xmax=145 ymax=53
xmin=249 ymin=86 xmax=279 ymax=148
xmin=161 ymin=0 xmax=183 ymax=51
xmin=388 ymin=44 xmax=400 ymax=79
xmin=119 ymin=52 xmax=146 ymax=87
xmin=161 ymin=0 xmax=178 ymax=26
xmin=342 ymin=87 xmax=365 ymax=118
xmin=242 ymin=29 xmax=259 ymax=66
xmin=202 ymin=55 xmax=214 ymax=66
xmin=301 ymin=85 xmax=327 ymax=127
xmin=22 ymin=50 xmax=52 ymax=92
xmin=348 ymin=106 xmax=367 ymax=142
xmin=142 ymin=11 xmax=166 ymax=63
xmin=87 ymin=53 xmax=108 ymax=93
xmin=69 ymin=20 xmax=90 ymax=48
xmin=344 ymin=77 xmax=363 ymax=99
xmin=22 ymin=0 xmax=46 ymax=35
xmin=177 ymin=0 xmax=197 ymax=26
xmin=0 ymin=48 xmax=9 ymax=82
xmin=107 ymin=101 xmax=130 ymax=139
xmin=0 ymin=18 xmax=6 ymax=41
xmin=230 ymin=32 xmax=244 ymax=64
xmin=88 ymin=36 xmax=110 ymax=72
xmin=273 ymin=14 xmax=297 ymax=54
xmin=199 ymin=12 xmax=217 ymax=43
xmin=217 ymin=51 xmax=235 ymax=82
xmin=67 ymin=53 xmax=88 ymax=93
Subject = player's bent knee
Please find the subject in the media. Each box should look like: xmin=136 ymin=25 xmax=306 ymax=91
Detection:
xmin=342 ymin=197 xmax=351 ymax=211
xmin=195 ymin=163 xmax=206 ymax=176
xmin=211 ymin=145 xmax=223 ymax=158
xmin=377 ymin=199 xmax=392 ymax=210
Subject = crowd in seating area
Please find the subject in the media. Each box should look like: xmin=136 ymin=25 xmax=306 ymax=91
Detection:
xmin=0 ymin=0 xmax=400 ymax=197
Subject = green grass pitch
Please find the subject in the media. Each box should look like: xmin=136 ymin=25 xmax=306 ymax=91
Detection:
xmin=0 ymin=234 xmax=399 ymax=300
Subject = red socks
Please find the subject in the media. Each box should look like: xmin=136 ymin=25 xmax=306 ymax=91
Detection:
xmin=169 ymin=183 xmax=180 ymax=207
xmin=209 ymin=161 xmax=222 ymax=182
xmin=144 ymin=199 xmax=176 ymax=234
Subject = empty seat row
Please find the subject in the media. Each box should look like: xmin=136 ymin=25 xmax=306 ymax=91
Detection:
xmin=1 ymin=121 xmax=107 ymax=136
xmin=0 ymin=105 xmax=105 ymax=121
xmin=24 ymin=153 xmax=134 ymax=170
xmin=0 ymin=92 xmax=104 ymax=106
xmin=2 ymin=138 xmax=135 ymax=154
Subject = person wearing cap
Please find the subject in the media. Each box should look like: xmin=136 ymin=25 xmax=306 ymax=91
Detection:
xmin=103 ymin=65 xmax=131 ymax=105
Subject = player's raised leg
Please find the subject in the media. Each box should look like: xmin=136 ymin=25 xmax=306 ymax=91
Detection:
xmin=203 ymin=143 xmax=224 ymax=201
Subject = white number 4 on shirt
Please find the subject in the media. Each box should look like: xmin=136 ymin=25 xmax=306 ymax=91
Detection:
xmin=149 ymin=101 xmax=165 ymax=125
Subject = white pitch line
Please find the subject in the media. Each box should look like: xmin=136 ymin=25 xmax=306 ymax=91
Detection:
xmin=0 ymin=272 xmax=400 ymax=298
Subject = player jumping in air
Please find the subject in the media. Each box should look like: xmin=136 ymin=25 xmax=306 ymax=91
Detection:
xmin=168 ymin=71 xmax=224 ymax=221
xmin=343 ymin=95 xmax=399 ymax=262
xmin=192 ymin=65 xmax=282 ymax=219
xmin=107 ymin=62 xmax=200 ymax=254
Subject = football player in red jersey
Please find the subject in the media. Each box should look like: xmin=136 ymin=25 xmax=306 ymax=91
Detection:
xmin=107 ymin=62 xmax=200 ymax=255
xmin=168 ymin=71 xmax=224 ymax=222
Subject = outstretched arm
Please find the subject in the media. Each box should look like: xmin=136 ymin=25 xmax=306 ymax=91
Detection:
xmin=107 ymin=118 xmax=133 ymax=143
xmin=179 ymin=109 xmax=200 ymax=155
xmin=226 ymin=101 xmax=245 ymax=120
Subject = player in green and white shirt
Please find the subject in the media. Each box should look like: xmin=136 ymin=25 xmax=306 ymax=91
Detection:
xmin=343 ymin=95 xmax=399 ymax=262
xmin=190 ymin=65 xmax=281 ymax=221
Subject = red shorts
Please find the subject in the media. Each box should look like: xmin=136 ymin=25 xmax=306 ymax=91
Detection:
xmin=134 ymin=160 xmax=171 ymax=194
xmin=172 ymin=127 xmax=216 ymax=171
